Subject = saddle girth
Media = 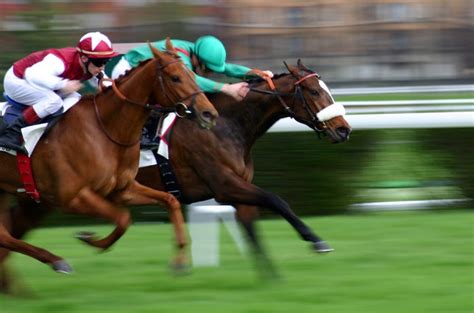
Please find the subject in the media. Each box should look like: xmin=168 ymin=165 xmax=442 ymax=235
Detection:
xmin=151 ymin=150 xmax=182 ymax=200
xmin=16 ymin=152 xmax=41 ymax=202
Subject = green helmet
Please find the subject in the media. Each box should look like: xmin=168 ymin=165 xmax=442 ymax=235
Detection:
xmin=194 ymin=36 xmax=226 ymax=73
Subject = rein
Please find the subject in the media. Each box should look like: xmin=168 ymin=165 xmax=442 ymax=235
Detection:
xmin=249 ymin=76 xmax=295 ymax=115
xmin=93 ymin=94 xmax=141 ymax=147
xmin=99 ymin=78 xmax=177 ymax=114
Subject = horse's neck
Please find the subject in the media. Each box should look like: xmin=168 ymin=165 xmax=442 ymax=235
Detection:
xmin=213 ymin=80 xmax=289 ymax=146
xmin=95 ymin=62 xmax=154 ymax=143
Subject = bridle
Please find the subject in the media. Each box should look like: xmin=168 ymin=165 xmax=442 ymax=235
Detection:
xmin=155 ymin=58 xmax=203 ymax=119
xmin=249 ymin=72 xmax=328 ymax=133
xmin=94 ymin=57 xmax=204 ymax=147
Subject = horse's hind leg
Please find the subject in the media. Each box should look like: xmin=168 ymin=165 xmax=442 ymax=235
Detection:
xmin=66 ymin=188 xmax=131 ymax=250
xmin=0 ymin=192 xmax=71 ymax=274
xmin=0 ymin=248 xmax=16 ymax=294
xmin=0 ymin=224 xmax=71 ymax=273
xmin=0 ymin=201 xmax=45 ymax=294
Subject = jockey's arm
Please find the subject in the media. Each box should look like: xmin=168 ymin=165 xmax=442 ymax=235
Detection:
xmin=24 ymin=54 xmax=69 ymax=91
xmin=222 ymin=63 xmax=252 ymax=79
xmin=225 ymin=63 xmax=274 ymax=79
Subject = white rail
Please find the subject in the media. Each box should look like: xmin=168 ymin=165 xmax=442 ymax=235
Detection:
xmin=269 ymin=98 xmax=474 ymax=131
xmin=332 ymin=85 xmax=473 ymax=95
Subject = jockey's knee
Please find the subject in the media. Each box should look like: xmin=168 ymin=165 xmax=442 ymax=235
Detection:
xmin=33 ymin=95 xmax=63 ymax=118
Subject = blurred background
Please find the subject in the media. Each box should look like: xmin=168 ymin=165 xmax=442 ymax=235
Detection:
xmin=0 ymin=2 xmax=472 ymax=312
xmin=0 ymin=0 xmax=473 ymax=85
xmin=0 ymin=0 xmax=472 ymax=219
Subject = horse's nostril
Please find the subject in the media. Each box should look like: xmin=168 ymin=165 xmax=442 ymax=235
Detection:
xmin=336 ymin=127 xmax=350 ymax=139
xmin=202 ymin=111 xmax=215 ymax=121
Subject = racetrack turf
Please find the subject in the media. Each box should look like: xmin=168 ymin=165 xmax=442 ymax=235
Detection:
xmin=1 ymin=210 xmax=472 ymax=313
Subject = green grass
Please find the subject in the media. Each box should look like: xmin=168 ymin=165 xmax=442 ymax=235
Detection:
xmin=1 ymin=210 xmax=473 ymax=313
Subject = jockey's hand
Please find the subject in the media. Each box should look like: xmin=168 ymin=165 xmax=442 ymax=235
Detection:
xmin=60 ymin=80 xmax=83 ymax=95
xmin=261 ymin=70 xmax=274 ymax=78
xmin=221 ymin=82 xmax=249 ymax=101
xmin=248 ymin=69 xmax=274 ymax=79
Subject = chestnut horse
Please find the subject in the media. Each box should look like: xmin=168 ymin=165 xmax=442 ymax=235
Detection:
xmin=0 ymin=60 xmax=350 ymax=289
xmin=0 ymin=39 xmax=218 ymax=282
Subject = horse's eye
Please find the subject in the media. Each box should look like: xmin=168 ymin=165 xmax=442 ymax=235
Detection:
xmin=171 ymin=75 xmax=181 ymax=83
xmin=310 ymin=89 xmax=319 ymax=96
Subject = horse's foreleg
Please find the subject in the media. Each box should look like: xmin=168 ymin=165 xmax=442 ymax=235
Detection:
xmin=213 ymin=176 xmax=332 ymax=253
xmin=234 ymin=204 xmax=278 ymax=279
xmin=66 ymin=188 xmax=131 ymax=250
xmin=119 ymin=181 xmax=187 ymax=269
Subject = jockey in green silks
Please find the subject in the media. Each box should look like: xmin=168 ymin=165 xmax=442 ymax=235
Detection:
xmin=111 ymin=35 xmax=273 ymax=101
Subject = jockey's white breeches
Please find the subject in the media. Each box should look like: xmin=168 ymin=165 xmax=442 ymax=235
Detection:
xmin=3 ymin=67 xmax=80 ymax=118
xmin=111 ymin=57 xmax=132 ymax=80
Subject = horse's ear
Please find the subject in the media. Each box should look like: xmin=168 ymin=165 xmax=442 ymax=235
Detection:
xmin=165 ymin=37 xmax=176 ymax=52
xmin=297 ymin=59 xmax=312 ymax=72
xmin=284 ymin=60 xmax=299 ymax=77
xmin=149 ymin=41 xmax=161 ymax=59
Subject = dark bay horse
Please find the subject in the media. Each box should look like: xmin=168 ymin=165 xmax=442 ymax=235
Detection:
xmin=0 ymin=39 xmax=218 ymax=284
xmin=1 ymin=60 xmax=350 ymax=290
xmin=136 ymin=60 xmax=351 ymax=270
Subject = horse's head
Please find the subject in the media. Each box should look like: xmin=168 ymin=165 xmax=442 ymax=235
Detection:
xmin=149 ymin=38 xmax=218 ymax=129
xmin=282 ymin=60 xmax=351 ymax=143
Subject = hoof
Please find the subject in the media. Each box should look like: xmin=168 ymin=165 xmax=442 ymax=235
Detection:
xmin=170 ymin=262 xmax=191 ymax=276
xmin=75 ymin=231 xmax=97 ymax=243
xmin=51 ymin=260 xmax=73 ymax=274
xmin=313 ymin=241 xmax=334 ymax=253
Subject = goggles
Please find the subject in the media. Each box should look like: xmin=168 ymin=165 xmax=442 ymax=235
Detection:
xmin=89 ymin=58 xmax=110 ymax=67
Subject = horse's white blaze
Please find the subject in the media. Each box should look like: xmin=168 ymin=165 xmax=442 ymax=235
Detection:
xmin=319 ymin=80 xmax=335 ymax=103
xmin=316 ymin=80 xmax=346 ymax=122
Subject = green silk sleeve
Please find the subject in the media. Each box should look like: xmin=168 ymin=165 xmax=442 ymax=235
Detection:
xmin=195 ymin=75 xmax=225 ymax=93
xmin=223 ymin=63 xmax=252 ymax=79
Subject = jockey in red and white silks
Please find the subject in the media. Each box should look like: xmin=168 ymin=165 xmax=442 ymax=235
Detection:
xmin=0 ymin=32 xmax=119 ymax=152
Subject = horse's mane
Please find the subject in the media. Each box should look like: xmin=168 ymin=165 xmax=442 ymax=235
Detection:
xmin=101 ymin=50 xmax=181 ymax=92
xmin=113 ymin=59 xmax=154 ymax=86
xmin=81 ymin=50 xmax=182 ymax=102
xmin=80 ymin=59 xmax=155 ymax=102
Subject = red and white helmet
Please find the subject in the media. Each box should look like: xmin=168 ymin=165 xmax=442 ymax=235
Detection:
xmin=76 ymin=32 xmax=119 ymax=59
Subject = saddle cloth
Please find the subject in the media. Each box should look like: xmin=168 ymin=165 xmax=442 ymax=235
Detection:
xmin=0 ymin=99 xmax=77 ymax=157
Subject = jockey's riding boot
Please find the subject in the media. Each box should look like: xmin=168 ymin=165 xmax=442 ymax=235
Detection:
xmin=140 ymin=126 xmax=160 ymax=150
xmin=0 ymin=107 xmax=40 ymax=153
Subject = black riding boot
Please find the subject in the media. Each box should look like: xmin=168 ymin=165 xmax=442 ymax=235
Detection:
xmin=0 ymin=115 xmax=30 ymax=153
